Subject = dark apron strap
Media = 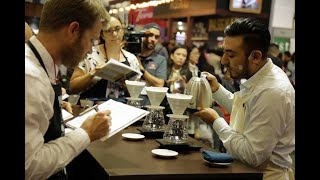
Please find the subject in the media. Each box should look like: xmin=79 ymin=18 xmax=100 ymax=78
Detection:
xmin=27 ymin=41 xmax=49 ymax=76
xmin=27 ymin=41 xmax=68 ymax=180
xmin=27 ymin=40 xmax=107 ymax=179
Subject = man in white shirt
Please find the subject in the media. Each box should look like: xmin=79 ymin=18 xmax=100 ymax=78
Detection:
xmin=25 ymin=0 xmax=111 ymax=179
xmin=195 ymin=18 xmax=295 ymax=180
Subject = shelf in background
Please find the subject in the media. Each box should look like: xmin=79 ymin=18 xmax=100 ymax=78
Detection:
xmin=190 ymin=37 xmax=208 ymax=41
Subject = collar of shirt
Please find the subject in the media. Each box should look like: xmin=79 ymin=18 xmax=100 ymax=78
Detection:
xmin=189 ymin=63 xmax=198 ymax=71
xmin=139 ymin=51 xmax=158 ymax=61
xmin=29 ymin=36 xmax=58 ymax=84
xmin=240 ymin=58 xmax=272 ymax=91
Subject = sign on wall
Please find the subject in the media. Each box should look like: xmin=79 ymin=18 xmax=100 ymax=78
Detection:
xmin=169 ymin=0 xmax=190 ymax=9
xmin=208 ymin=17 xmax=237 ymax=32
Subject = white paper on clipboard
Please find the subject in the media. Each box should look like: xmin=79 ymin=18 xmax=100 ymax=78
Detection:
xmin=65 ymin=99 xmax=149 ymax=141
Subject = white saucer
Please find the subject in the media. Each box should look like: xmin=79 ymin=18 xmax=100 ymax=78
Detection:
xmin=203 ymin=159 xmax=231 ymax=166
xmin=151 ymin=149 xmax=178 ymax=157
xmin=122 ymin=133 xmax=145 ymax=140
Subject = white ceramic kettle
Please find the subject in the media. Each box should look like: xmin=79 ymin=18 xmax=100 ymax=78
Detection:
xmin=185 ymin=73 xmax=212 ymax=109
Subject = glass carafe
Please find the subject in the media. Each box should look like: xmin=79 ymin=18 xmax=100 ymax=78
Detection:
xmin=142 ymin=106 xmax=165 ymax=131
xmin=126 ymin=98 xmax=142 ymax=109
xmin=163 ymin=114 xmax=189 ymax=144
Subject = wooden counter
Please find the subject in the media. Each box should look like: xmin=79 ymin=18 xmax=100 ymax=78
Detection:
xmin=71 ymin=104 xmax=262 ymax=179
xmin=87 ymin=125 xmax=263 ymax=180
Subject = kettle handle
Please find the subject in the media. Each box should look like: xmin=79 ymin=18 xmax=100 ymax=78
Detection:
xmin=200 ymin=72 xmax=207 ymax=79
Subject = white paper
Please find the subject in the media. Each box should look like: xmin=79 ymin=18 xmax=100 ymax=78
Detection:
xmin=62 ymin=94 xmax=69 ymax=101
xmin=94 ymin=58 xmax=142 ymax=82
xmin=62 ymin=109 xmax=74 ymax=121
xmin=65 ymin=109 xmax=96 ymax=128
xmin=65 ymin=99 xmax=149 ymax=141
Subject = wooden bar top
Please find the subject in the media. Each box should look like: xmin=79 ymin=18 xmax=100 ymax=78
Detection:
xmin=87 ymin=125 xmax=263 ymax=180
xmin=71 ymin=104 xmax=262 ymax=179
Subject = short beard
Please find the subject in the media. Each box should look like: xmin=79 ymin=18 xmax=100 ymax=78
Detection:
xmin=143 ymin=40 xmax=154 ymax=51
xmin=60 ymin=36 xmax=85 ymax=68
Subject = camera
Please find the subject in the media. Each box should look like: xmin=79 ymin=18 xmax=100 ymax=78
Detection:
xmin=123 ymin=25 xmax=147 ymax=55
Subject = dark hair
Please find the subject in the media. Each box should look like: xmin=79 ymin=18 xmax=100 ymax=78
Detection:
xmin=269 ymin=43 xmax=279 ymax=49
xmin=291 ymin=52 xmax=295 ymax=63
xmin=187 ymin=44 xmax=198 ymax=56
xmin=167 ymin=45 xmax=192 ymax=81
xmin=224 ymin=18 xmax=270 ymax=59
xmin=284 ymin=51 xmax=291 ymax=57
xmin=99 ymin=15 xmax=124 ymax=44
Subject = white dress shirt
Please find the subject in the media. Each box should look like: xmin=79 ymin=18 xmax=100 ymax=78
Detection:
xmin=25 ymin=36 xmax=90 ymax=180
xmin=212 ymin=59 xmax=295 ymax=169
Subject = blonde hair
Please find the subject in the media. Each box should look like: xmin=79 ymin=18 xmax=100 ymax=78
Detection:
xmin=40 ymin=0 xmax=110 ymax=33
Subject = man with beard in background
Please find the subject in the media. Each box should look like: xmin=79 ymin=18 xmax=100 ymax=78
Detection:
xmin=138 ymin=23 xmax=167 ymax=88
xmin=25 ymin=0 xmax=112 ymax=179
xmin=137 ymin=23 xmax=167 ymax=106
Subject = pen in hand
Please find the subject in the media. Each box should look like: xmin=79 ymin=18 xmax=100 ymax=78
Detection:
xmin=79 ymin=104 xmax=99 ymax=116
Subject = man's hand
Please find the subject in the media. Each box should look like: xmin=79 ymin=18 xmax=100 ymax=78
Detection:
xmin=201 ymin=72 xmax=220 ymax=93
xmin=194 ymin=108 xmax=220 ymax=124
xmin=81 ymin=110 xmax=112 ymax=142
xmin=61 ymin=101 xmax=73 ymax=114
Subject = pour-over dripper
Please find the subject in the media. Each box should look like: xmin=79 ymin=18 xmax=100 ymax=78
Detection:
xmin=125 ymin=80 xmax=146 ymax=98
xmin=163 ymin=93 xmax=192 ymax=144
xmin=166 ymin=93 xmax=192 ymax=115
xmin=145 ymin=87 xmax=168 ymax=107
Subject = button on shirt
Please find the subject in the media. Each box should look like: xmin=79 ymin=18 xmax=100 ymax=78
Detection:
xmin=25 ymin=36 xmax=90 ymax=180
xmin=211 ymin=59 xmax=295 ymax=169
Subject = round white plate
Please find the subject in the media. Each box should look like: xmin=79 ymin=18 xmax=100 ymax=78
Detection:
xmin=151 ymin=149 xmax=178 ymax=157
xmin=203 ymin=159 xmax=231 ymax=166
xmin=122 ymin=133 xmax=145 ymax=140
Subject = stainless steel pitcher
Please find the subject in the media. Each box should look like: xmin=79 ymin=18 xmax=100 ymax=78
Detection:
xmin=185 ymin=74 xmax=212 ymax=109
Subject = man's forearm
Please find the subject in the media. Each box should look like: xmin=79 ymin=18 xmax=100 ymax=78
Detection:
xmin=142 ymin=71 xmax=165 ymax=87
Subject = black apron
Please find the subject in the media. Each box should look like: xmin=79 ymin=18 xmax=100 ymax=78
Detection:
xmin=27 ymin=41 xmax=107 ymax=180
xmin=80 ymin=50 xmax=130 ymax=100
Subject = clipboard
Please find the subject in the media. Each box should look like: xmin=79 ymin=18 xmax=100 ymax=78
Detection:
xmin=65 ymin=99 xmax=149 ymax=141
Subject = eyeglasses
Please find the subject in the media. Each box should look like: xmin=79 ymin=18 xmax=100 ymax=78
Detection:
xmin=105 ymin=26 xmax=124 ymax=34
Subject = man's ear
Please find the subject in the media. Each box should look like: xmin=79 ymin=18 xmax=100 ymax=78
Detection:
xmin=68 ymin=22 xmax=80 ymax=38
xmin=249 ymin=50 xmax=262 ymax=64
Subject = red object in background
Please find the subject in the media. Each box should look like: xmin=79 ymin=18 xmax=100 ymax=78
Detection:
xmin=129 ymin=6 xmax=166 ymax=28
